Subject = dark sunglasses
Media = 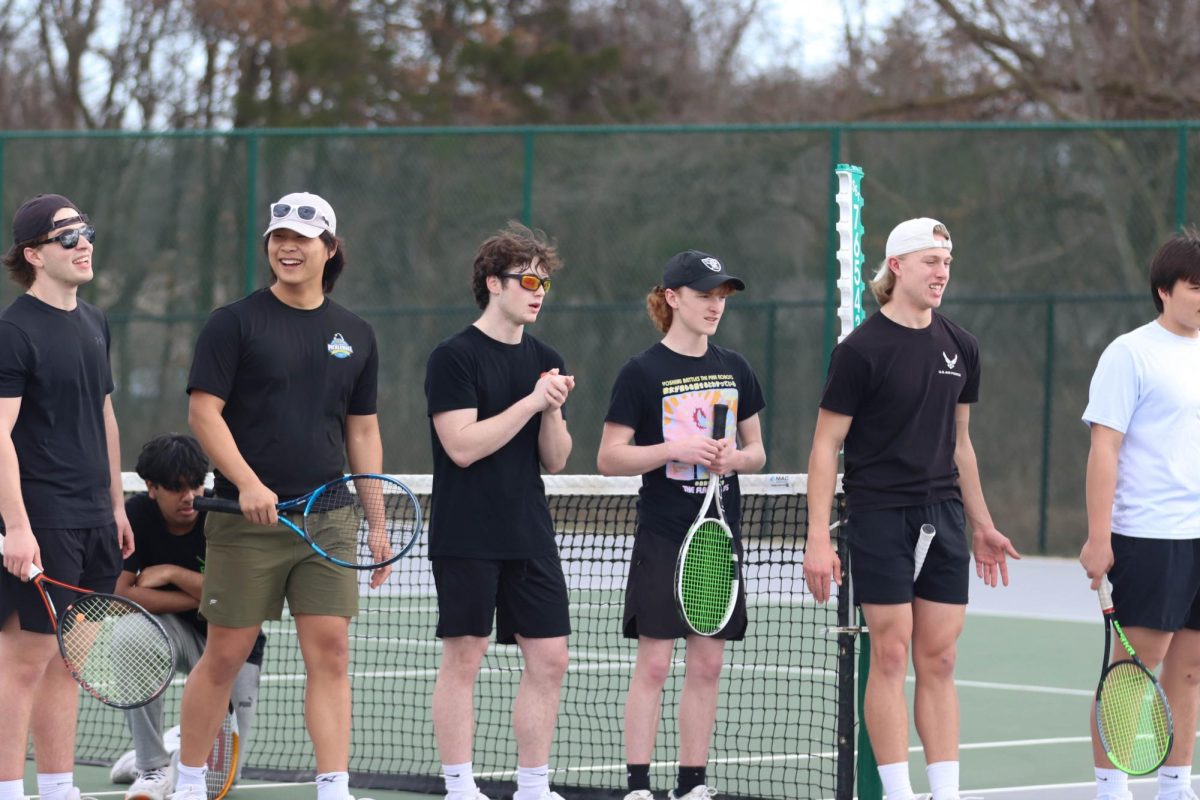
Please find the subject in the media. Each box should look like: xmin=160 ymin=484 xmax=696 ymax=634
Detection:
xmin=271 ymin=204 xmax=330 ymax=227
xmin=39 ymin=225 xmax=96 ymax=250
xmin=499 ymin=273 xmax=552 ymax=293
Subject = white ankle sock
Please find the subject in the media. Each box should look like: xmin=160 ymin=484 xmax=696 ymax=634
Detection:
xmin=1095 ymin=767 xmax=1128 ymax=797
xmin=878 ymin=761 xmax=914 ymax=800
xmin=513 ymin=764 xmax=550 ymax=800
xmin=1159 ymin=765 xmax=1192 ymax=795
xmin=316 ymin=771 xmax=350 ymax=800
xmin=927 ymin=760 xmax=959 ymax=800
xmin=36 ymin=772 xmax=73 ymax=800
xmin=442 ymin=761 xmax=479 ymax=799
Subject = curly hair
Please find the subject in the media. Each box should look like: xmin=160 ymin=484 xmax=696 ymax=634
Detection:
xmin=471 ymin=222 xmax=562 ymax=310
xmin=135 ymin=433 xmax=208 ymax=491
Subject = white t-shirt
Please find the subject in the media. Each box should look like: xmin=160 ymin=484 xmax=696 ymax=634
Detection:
xmin=1082 ymin=320 xmax=1200 ymax=539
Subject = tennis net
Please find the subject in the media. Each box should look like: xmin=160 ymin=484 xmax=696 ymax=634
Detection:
xmin=76 ymin=473 xmax=853 ymax=800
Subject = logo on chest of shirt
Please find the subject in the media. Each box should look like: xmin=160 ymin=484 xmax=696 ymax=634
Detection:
xmin=327 ymin=333 xmax=354 ymax=359
xmin=938 ymin=350 xmax=961 ymax=377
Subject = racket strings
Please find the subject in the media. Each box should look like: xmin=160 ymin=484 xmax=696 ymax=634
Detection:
xmin=206 ymin=714 xmax=238 ymax=798
xmin=680 ymin=521 xmax=736 ymax=634
xmin=59 ymin=595 xmax=173 ymax=708
xmin=307 ymin=477 xmax=420 ymax=568
xmin=1098 ymin=661 xmax=1172 ymax=774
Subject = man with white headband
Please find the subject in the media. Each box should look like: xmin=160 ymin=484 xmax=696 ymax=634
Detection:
xmin=804 ymin=217 xmax=1019 ymax=800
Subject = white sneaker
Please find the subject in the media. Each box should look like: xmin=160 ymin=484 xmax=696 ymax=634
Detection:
xmin=667 ymin=788 xmax=717 ymax=799
xmin=64 ymin=791 xmax=100 ymax=800
xmin=1097 ymin=792 xmax=1134 ymax=800
xmin=167 ymin=786 xmax=207 ymax=800
xmin=110 ymin=749 xmax=139 ymax=785
xmin=624 ymin=792 xmax=657 ymax=800
xmin=1157 ymin=789 xmax=1200 ymax=800
xmin=126 ymin=767 xmax=176 ymax=800
xmin=443 ymin=793 xmax=492 ymax=800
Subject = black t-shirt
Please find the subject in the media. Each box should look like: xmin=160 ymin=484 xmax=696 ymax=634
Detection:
xmin=187 ymin=289 xmax=379 ymax=500
xmin=0 ymin=295 xmax=115 ymax=527
xmin=424 ymin=325 xmax=565 ymax=559
xmin=605 ymin=342 xmax=766 ymax=542
xmin=819 ymin=310 xmax=980 ymax=512
xmin=123 ymin=493 xmax=266 ymax=666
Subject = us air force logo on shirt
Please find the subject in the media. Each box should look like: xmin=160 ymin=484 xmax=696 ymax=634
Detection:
xmin=939 ymin=350 xmax=961 ymax=377
xmin=327 ymin=333 xmax=354 ymax=359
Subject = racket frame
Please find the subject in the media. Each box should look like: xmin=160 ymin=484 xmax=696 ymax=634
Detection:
xmin=673 ymin=404 xmax=740 ymax=637
xmin=194 ymin=473 xmax=422 ymax=570
xmin=205 ymin=703 xmax=240 ymax=800
xmin=1095 ymin=580 xmax=1174 ymax=775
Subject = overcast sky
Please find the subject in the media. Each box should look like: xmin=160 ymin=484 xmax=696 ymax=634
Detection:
xmin=752 ymin=0 xmax=904 ymax=73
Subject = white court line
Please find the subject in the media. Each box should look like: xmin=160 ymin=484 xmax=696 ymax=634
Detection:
xmin=919 ymin=676 xmax=1094 ymax=697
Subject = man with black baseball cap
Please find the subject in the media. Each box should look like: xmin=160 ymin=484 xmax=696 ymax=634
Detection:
xmin=0 ymin=193 xmax=134 ymax=800
xmin=598 ymin=249 xmax=765 ymax=800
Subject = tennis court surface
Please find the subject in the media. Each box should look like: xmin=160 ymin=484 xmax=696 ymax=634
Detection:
xmin=61 ymin=476 xmax=1200 ymax=799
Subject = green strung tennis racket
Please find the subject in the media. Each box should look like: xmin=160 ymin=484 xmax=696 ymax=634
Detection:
xmin=1095 ymin=580 xmax=1173 ymax=774
xmin=673 ymin=403 xmax=739 ymax=636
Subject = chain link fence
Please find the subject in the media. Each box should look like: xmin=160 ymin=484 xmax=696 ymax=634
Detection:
xmin=1 ymin=122 xmax=1195 ymax=555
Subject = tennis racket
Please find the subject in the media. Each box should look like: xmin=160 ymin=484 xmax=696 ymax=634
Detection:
xmin=205 ymin=702 xmax=240 ymax=800
xmin=193 ymin=473 xmax=421 ymax=570
xmin=674 ymin=403 xmax=740 ymax=636
xmin=0 ymin=535 xmax=174 ymax=709
xmin=914 ymin=523 xmax=936 ymax=580
xmin=1095 ymin=579 xmax=1173 ymax=774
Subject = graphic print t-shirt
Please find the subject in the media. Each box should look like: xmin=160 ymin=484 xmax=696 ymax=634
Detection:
xmin=187 ymin=289 xmax=379 ymax=500
xmin=820 ymin=310 xmax=980 ymax=512
xmin=605 ymin=342 xmax=765 ymax=542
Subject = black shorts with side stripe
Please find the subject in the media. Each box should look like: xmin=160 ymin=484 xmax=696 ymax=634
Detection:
xmin=0 ymin=524 xmax=121 ymax=634
xmin=847 ymin=500 xmax=970 ymax=606
xmin=1110 ymin=534 xmax=1200 ymax=632
xmin=623 ymin=526 xmax=748 ymax=641
xmin=432 ymin=554 xmax=571 ymax=644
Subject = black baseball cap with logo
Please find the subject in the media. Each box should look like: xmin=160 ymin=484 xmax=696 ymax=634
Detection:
xmin=10 ymin=193 xmax=86 ymax=246
xmin=662 ymin=249 xmax=745 ymax=291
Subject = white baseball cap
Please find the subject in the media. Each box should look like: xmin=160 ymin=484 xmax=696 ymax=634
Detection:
xmin=885 ymin=217 xmax=952 ymax=258
xmin=263 ymin=192 xmax=337 ymax=238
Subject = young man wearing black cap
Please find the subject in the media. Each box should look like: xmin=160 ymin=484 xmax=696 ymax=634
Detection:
xmin=425 ymin=222 xmax=574 ymax=800
xmin=598 ymin=250 xmax=766 ymax=800
xmin=0 ymin=194 xmax=135 ymax=800
xmin=803 ymin=219 xmax=1019 ymax=800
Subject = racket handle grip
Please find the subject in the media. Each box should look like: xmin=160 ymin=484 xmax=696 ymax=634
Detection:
xmin=193 ymin=496 xmax=242 ymax=514
xmin=712 ymin=403 xmax=729 ymax=440
xmin=0 ymin=533 xmax=44 ymax=580
xmin=1097 ymin=579 xmax=1114 ymax=612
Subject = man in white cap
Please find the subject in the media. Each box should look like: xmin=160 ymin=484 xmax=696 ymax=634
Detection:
xmin=169 ymin=191 xmax=384 ymax=800
xmin=803 ymin=218 xmax=1019 ymax=800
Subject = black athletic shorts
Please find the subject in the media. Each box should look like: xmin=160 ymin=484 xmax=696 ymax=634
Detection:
xmin=1110 ymin=534 xmax=1200 ymax=632
xmin=623 ymin=527 xmax=748 ymax=641
xmin=847 ymin=500 xmax=969 ymax=605
xmin=0 ymin=524 xmax=122 ymax=634
xmin=432 ymin=555 xmax=571 ymax=644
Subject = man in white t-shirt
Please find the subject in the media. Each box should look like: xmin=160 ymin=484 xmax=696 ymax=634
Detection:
xmin=1080 ymin=231 xmax=1200 ymax=800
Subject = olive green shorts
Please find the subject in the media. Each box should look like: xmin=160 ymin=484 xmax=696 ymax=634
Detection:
xmin=200 ymin=507 xmax=359 ymax=627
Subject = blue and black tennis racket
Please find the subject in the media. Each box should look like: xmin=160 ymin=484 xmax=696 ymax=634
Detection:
xmin=194 ymin=473 xmax=421 ymax=570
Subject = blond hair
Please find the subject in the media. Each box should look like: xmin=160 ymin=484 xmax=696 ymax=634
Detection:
xmin=868 ymin=222 xmax=951 ymax=306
